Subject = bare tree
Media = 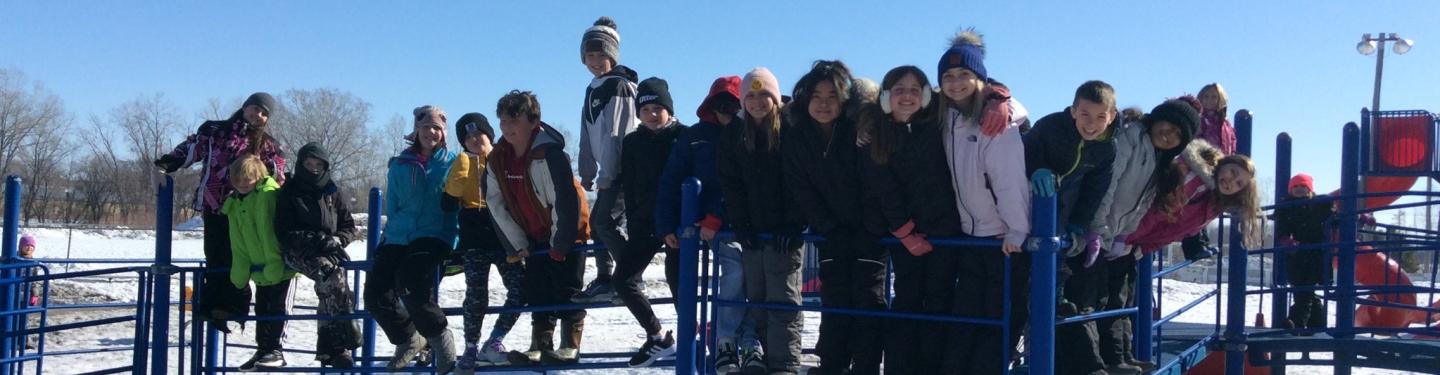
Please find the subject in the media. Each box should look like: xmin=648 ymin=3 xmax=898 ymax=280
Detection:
xmin=19 ymin=117 xmax=72 ymax=224
xmin=199 ymin=96 xmax=242 ymax=123
xmin=0 ymin=69 xmax=65 ymax=178
xmin=82 ymin=93 xmax=186 ymax=223
xmin=270 ymin=88 xmax=378 ymax=187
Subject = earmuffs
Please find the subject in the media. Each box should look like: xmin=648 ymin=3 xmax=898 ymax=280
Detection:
xmin=880 ymin=86 xmax=932 ymax=114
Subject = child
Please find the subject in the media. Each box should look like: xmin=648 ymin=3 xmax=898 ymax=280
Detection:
xmin=1127 ymin=151 xmax=1263 ymax=255
xmin=719 ymin=67 xmax=805 ymax=375
xmin=441 ymin=112 xmax=527 ymax=370
xmin=484 ymin=90 xmax=592 ymax=365
xmin=221 ymin=155 xmax=296 ymax=371
xmin=783 ymin=60 xmax=884 ymax=375
xmin=367 ymin=105 xmax=459 ymax=373
xmin=19 ymin=235 xmax=40 ymax=350
xmin=155 ymin=92 xmax=286 ymax=328
xmin=1179 ymin=83 xmax=1238 ymax=262
xmin=1275 ymin=173 xmax=1334 ymax=332
xmin=654 ymin=76 xmax=759 ymax=374
xmin=613 ymin=77 xmax=686 ymax=367
xmin=860 ymin=65 xmax=965 ymax=374
xmin=574 ymin=16 xmax=641 ymax=304
xmin=274 ymin=142 xmax=362 ymax=369
xmin=1089 ymin=99 xmax=1200 ymax=373
xmin=934 ymin=29 xmax=1033 ymax=373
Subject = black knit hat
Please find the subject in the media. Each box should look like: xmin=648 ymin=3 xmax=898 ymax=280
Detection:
xmin=1145 ymin=99 xmax=1201 ymax=143
xmin=636 ymin=77 xmax=674 ymax=115
xmin=455 ymin=112 xmax=494 ymax=146
xmin=242 ymin=92 xmax=278 ymax=114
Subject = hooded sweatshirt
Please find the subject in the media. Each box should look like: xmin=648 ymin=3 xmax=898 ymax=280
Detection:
xmin=223 ymin=176 xmax=295 ymax=288
xmin=655 ymin=76 xmax=742 ymax=237
xmin=486 ymin=122 xmax=593 ymax=256
xmin=579 ymin=65 xmax=641 ymax=190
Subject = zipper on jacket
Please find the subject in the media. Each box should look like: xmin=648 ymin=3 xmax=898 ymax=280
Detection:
xmin=1058 ymin=141 xmax=1085 ymax=185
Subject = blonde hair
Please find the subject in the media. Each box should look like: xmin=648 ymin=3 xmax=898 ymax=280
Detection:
xmin=1214 ymin=155 xmax=1261 ymax=248
xmin=742 ymin=96 xmax=783 ymax=153
xmin=227 ymin=154 xmax=270 ymax=188
xmin=1199 ymin=83 xmax=1229 ymax=115
xmin=939 ymin=76 xmax=987 ymax=126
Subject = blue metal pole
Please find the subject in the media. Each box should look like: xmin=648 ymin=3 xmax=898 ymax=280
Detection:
xmin=1271 ymin=132 xmax=1292 ymax=374
xmin=363 ymin=187 xmax=381 ymax=369
xmin=1135 ymin=251 xmax=1154 ymax=363
xmin=1335 ymin=123 xmax=1361 ymax=375
xmin=151 ymin=176 xmax=175 ymax=375
xmin=676 ymin=178 xmax=701 ymax=375
xmin=1235 ymin=110 xmax=1253 ymax=157
xmin=2 ymin=176 xmax=21 ymax=375
xmin=1027 ymin=191 xmax=1058 ymax=375
xmin=1224 ymin=193 xmax=1249 ymax=373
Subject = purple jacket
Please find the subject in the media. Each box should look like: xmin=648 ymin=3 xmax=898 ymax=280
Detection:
xmin=163 ymin=119 xmax=287 ymax=213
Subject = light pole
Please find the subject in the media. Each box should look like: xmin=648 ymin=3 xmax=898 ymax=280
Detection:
xmin=63 ymin=188 xmax=73 ymax=271
xmin=1356 ymin=33 xmax=1417 ymax=229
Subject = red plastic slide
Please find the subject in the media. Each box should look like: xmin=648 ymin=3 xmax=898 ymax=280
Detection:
xmin=1351 ymin=246 xmax=1440 ymax=333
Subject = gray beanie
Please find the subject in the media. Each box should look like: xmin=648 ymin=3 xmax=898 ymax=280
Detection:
xmin=581 ymin=16 xmax=621 ymax=64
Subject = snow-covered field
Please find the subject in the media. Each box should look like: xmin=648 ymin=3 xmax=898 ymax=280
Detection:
xmin=12 ymin=227 xmax=1431 ymax=374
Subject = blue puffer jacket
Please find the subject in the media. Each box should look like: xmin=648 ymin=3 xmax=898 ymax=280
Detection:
xmin=655 ymin=119 xmax=732 ymax=238
xmin=382 ymin=146 xmax=459 ymax=247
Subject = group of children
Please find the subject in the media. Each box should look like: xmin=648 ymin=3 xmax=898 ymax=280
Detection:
xmin=145 ymin=16 xmax=1342 ymax=375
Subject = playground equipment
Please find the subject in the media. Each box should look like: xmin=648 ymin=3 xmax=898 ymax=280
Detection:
xmin=0 ymin=108 xmax=1436 ymax=374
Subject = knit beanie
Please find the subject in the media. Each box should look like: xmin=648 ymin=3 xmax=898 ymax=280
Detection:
xmin=242 ymin=92 xmax=278 ymax=114
xmin=1289 ymin=173 xmax=1315 ymax=193
xmin=938 ymin=29 xmax=988 ymax=82
xmin=581 ymin=17 xmax=621 ymax=64
xmin=1145 ymin=99 xmax=1201 ymax=143
xmin=741 ymin=67 xmax=782 ymax=108
xmin=455 ymin=112 xmax=494 ymax=144
xmin=636 ymin=77 xmax=674 ymax=115
xmin=19 ymin=235 xmax=35 ymax=248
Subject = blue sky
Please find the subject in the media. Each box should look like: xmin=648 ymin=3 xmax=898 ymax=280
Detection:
xmin=3 ymin=1 xmax=1438 ymax=199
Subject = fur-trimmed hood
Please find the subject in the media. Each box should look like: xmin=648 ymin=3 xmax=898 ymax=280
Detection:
xmin=1178 ymin=138 xmax=1222 ymax=190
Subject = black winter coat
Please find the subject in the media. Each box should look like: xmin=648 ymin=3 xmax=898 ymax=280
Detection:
xmin=620 ymin=121 xmax=685 ymax=237
xmin=275 ymin=181 xmax=358 ymax=259
xmin=862 ymin=118 xmax=965 ymax=237
xmin=1275 ymin=195 xmax=1334 ymax=244
xmin=718 ymin=119 xmax=803 ymax=234
xmin=783 ymin=118 xmax=867 ymax=236
xmin=1024 ymin=109 xmax=1117 ymax=230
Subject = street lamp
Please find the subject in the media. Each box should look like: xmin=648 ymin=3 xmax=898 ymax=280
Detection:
xmin=1358 ymin=33 xmax=1420 ymax=229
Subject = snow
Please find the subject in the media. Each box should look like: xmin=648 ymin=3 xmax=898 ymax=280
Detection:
xmin=11 ymin=228 xmax=1432 ymax=374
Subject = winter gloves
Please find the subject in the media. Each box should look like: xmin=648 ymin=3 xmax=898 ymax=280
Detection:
xmin=1031 ymin=169 xmax=1056 ymax=197
xmin=891 ymin=220 xmax=934 ymax=257
xmin=1104 ymin=234 xmax=1131 ymax=261
xmin=980 ymin=85 xmax=1013 ymax=137
xmin=1063 ymin=224 xmax=1103 ymax=268
xmin=154 ymin=154 xmax=185 ymax=173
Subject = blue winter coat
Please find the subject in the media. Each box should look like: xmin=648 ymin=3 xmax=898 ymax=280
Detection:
xmin=381 ymin=147 xmax=459 ymax=247
xmin=655 ymin=119 xmax=732 ymax=237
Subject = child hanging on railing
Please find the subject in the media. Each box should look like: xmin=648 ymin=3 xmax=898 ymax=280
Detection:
xmin=274 ymin=142 xmax=361 ymax=368
xmin=221 ymin=155 xmax=296 ymax=371
xmin=484 ymin=91 xmax=592 ymax=366
xmin=1275 ymin=173 xmax=1335 ymax=333
xmin=1089 ymin=99 xmax=1200 ymax=373
xmin=1126 ymin=145 xmax=1263 ymax=256
xmin=441 ymin=112 xmax=527 ymax=370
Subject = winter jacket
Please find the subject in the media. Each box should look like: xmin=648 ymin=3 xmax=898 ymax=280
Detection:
xmin=444 ymin=152 xmax=489 ymax=210
xmin=1275 ymin=195 xmax=1334 ymax=244
xmin=784 ymin=116 xmax=868 ymax=237
xmin=863 ymin=114 xmax=966 ymax=238
xmin=485 ymin=122 xmax=592 ymax=256
xmin=941 ymin=99 xmax=1032 ymax=247
xmin=620 ymin=119 xmax=685 ymax=237
xmin=381 ymin=147 xmax=458 ymax=247
xmin=1091 ymin=121 xmax=1161 ymax=244
xmin=579 ymin=65 xmax=641 ymax=190
xmin=275 ymin=178 xmax=358 ymax=259
xmin=1126 ymin=140 xmax=1223 ymax=252
xmin=160 ymin=119 xmax=287 ymax=213
xmin=1024 ymin=108 xmax=1117 ymax=231
xmin=718 ymin=117 xmax=804 ymax=235
xmin=222 ymin=176 xmax=295 ymax=288
xmin=655 ymin=119 xmax=732 ymax=238
xmin=1200 ymin=110 xmax=1236 ymax=155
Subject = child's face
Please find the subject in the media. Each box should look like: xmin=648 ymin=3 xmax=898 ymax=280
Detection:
xmin=638 ymin=103 xmax=671 ymax=131
xmin=888 ymin=74 xmax=926 ymax=122
xmin=583 ymin=52 xmax=614 ymax=78
xmin=464 ymin=133 xmax=493 ymax=156
xmin=499 ymin=114 xmax=538 ymax=147
xmin=940 ymin=67 xmax=979 ymax=105
xmin=302 ymin=157 xmax=326 ymax=176
xmin=1199 ymin=89 xmax=1221 ymax=112
xmin=1217 ymin=163 xmax=1252 ymax=196
xmin=743 ymin=90 xmax=776 ymax=121
xmin=232 ymin=175 xmax=259 ymax=195
xmin=18 ymin=245 xmax=34 ymax=258
xmin=1070 ymin=98 xmax=1114 ymax=141
xmin=243 ymin=104 xmax=269 ymax=127
xmin=1290 ymin=185 xmax=1311 ymax=198
xmin=413 ymin=122 xmax=444 ymax=151
xmin=807 ymin=81 xmax=841 ymax=125
xmin=1149 ymin=121 xmax=1183 ymax=150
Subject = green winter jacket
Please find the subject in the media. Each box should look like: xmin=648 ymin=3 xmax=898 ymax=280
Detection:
xmin=222 ymin=176 xmax=295 ymax=288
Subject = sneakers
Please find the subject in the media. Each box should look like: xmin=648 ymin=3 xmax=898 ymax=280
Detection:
xmin=238 ymin=349 xmax=285 ymax=372
xmin=427 ymin=330 xmax=458 ymax=374
xmin=715 ymin=343 xmax=740 ymax=374
xmin=318 ymin=351 xmax=354 ymax=369
xmin=386 ymin=332 xmax=428 ymax=370
xmin=740 ymin=347 xmax=766 ymax=375
xmin=628 ymin=331 xmax=677 ymax=367
xmin=570 ymin=279 xmax=617 ymax=304
xmin=480 ymin=339 xmax=510 ymax=366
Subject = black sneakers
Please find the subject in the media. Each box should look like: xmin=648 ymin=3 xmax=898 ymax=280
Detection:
xmin=238 ymin=349 xmax=285 ymax=372
xmin=627 ymin=331 xmax=677 ymax=367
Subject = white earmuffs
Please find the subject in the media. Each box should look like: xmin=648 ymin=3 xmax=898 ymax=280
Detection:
xmin=879 ymin=86 xmax=932 ymax=114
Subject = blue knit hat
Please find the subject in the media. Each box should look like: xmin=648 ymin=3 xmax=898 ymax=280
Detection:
xmin=937 ymin=29 xmax=987 ymax=82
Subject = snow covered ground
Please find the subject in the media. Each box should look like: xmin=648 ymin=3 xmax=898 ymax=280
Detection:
xmin=12 ymin=227 xmax=1432 ymax=374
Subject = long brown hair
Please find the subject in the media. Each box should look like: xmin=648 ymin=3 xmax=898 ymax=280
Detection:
xmin=865 ymin=65 xmax=932 ymax=164
xmin=1214 ymin=155 xmax=1261 ymax=248
xmin=741 ymin=98 xmax=783 ymax=153
xmin=227 ymin=108 xmax=274 ymax=156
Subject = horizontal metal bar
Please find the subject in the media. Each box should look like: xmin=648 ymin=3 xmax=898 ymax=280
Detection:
xmin=1057 ymin=307 xmax=1139 ymax=325
xmin=712 ymin=299 xmax=1007 ymax=326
